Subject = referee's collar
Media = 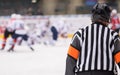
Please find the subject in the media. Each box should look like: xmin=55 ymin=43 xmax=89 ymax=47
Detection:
xmin=92 ymin=22 xmax=108 ymax=27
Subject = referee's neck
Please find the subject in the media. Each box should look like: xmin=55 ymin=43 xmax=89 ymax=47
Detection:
xmin=92 ymin=21 xmax=109 ymax=26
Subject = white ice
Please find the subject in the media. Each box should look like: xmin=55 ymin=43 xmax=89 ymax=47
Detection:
xmin=0 ymin=38 xmax=70 ymax=75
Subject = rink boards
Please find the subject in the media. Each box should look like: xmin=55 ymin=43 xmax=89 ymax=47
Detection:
xmin=0 ymin=15 xmax=91 ymax=38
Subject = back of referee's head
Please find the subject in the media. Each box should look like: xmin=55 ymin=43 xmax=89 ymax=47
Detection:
xmin=91 ymin=3 xmax=112 ymax=25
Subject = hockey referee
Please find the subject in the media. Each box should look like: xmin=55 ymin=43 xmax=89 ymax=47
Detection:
xmin=65 ymin=3 xmax=120 ymax=75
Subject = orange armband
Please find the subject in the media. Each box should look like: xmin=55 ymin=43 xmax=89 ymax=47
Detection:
xmin=114 ymin=52 xmax=120 ymax=64
xmin=68 ymin=45 xmax=80 ymax=60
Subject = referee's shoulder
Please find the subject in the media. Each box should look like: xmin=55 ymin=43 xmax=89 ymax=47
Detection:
xmin=109 ymin=29 xmax=120 ymax=41
xmin=73 ymin=28 xmax=84 ymax=37
xmin=110 ymin=29 xmax=119 ymax=36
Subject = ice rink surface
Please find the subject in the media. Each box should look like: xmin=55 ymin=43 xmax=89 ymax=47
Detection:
xmin=0 ymin=38 xmax=70 ymax=75
xmin=0 ymin=38 xmax=120 ymax=75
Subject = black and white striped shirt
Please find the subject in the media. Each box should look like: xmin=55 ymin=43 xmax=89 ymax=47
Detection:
xmin=70 ymin=22 xmax=120 ymax=72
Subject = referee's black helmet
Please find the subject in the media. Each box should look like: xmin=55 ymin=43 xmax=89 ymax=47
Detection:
xmin=91 ymin=3 xmax=111 ymax=23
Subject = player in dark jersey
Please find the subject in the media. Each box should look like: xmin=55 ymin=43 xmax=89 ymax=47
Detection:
xmin=65 ymin=3 xmax=120 ymax=75
xmin=0 ymin=14 xmax=16 ymax=50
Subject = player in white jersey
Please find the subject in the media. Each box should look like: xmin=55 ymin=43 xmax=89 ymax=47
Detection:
xmin=59 ymin=18 xmax=69 ymax=38
xmin=27 ymin=24 xmax=41 ymax=45
xmin=7 ymin=14 xmax=34 ymax=52
xmin=0 ymin=13 xmax=16 ymax=50
xmin=50 ymin=18 xmax=68 ymax=45
xmin=41 ymin=20 xmax=51 ymax=45
xmin=26 ymin=20 xmax=50 ymax=45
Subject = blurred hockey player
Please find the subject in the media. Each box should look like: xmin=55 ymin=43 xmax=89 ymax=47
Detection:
xmin=41 ymin=20 xmax=51 ymax=45
xmin=0 ymin=13 xmax=16 ymax=50
xmin=50 ymin=19 xmax=59 ymax=45
xmin=111 ymin=9 xmax=120 ymax=33
xmin=7 ymin=14 xmax=34 ymax=52
xmin=27 ymin=20 xmax=49 ymax=45
xmin=27 ymin=24 xmax=41 ymax=45
xmin=50 ymin=18 xmax=69 ymax=45
xmin=59 ymin=19 xmax=69 ymax=38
